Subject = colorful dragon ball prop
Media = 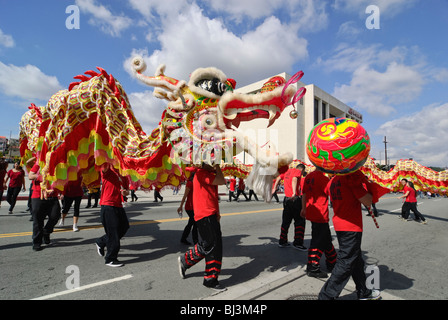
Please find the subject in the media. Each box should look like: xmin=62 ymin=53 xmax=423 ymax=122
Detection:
xmin=306 ymin=118 xmax=370 ymax=175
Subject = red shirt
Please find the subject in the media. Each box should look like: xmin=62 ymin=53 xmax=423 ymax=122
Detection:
xmin=30 ymin=164 xmax=42 ymax=199
xmin=30 ymin=164 xmax=58 ymax=198
xmin=185 ymin=180 xmax=194 ymax=211
xmin=238 ymin=178 xmax=245 ymax=190
xmin=7 ymin=169 xmax=24 ymax=188
xmin=327 ymin=170 xmax=368 ymax=232
xmin=100 ymin=167 xmax=129 ymax=207
xmin=193 ymin=168 xmax=219 ymax=221
xmin=64 ymin=178 xmax=84 ymax=197
xmin=229 ymin=178 xmax=236 ymax=192
xmin=283 ymin=168 xmax=302 ymax=197
xmin=302 ymin=170 xmax=330 ymax=223
xmin=404 ymin=186 xmax=417 ymax=203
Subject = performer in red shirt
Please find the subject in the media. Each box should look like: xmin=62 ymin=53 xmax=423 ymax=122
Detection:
xmin=29 ymin=159 xmax=61 ymax=251
xmin=319 ymin=170 xmax=381 ymax=300
xmin=177 ymin=172 xmax=198 ymax=245
xmin=301 ymin=169 xmax=336 ymax=278
xmin=227 ymin=176 xmax=237 ymax=202
xmin=399 ymin=179 xmax=427 ymax=224
xmin=95 ymin=163 xmax=130 ymax=267
xmin=235 ymin=177 xmax=249 ymax=201
xmin=4 ymin=162 xmax=26 ymax=214
xmin=277 ymin=163 xmax=306 ymax=250
xmin=178 ymin=163 xmax=227 ymax=291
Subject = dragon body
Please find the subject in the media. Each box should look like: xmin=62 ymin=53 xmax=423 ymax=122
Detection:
xmin=19 ymin=58 xmax=296 ymax=198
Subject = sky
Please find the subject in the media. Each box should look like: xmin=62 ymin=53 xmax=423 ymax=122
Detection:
xmin=0 ymin=0 xmax=447 ymax=167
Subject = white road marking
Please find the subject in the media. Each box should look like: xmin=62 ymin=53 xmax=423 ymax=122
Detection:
xmin=31 ymin=274 xmax=133 ymax=300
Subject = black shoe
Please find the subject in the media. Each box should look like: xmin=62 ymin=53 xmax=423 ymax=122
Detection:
xmin=43 ymin=234 xmax=51 ymax=245
xmin=92 ymin=204 xmax=98 ymax=208
xmin=203 ymin=280 xmax=227 ymax=292
xmin=96 ymin=243 xmax=105 ymax=257
xmin=178 ymin=256 xmax=186 ymax=279
xmin=105 ymin=260 xmax=124 ymax=267
xmin=180 ymin=239 xmax=191 ymax=245
xmin=278 ymin=242 xmax=290 ymax=248
xmin=85 ymin=205 xmax=91 ymax=208
xmin=33 ymin=244 xmax=42 ymax=251
xmin=307 ymin=269 xmax=328 ymax=278
xmin=292 ymin=243 xmax=307 ymax=251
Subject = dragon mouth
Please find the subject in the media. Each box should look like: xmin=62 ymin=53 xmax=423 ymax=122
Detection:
xmin=219 ymin=85 xmax=295 ymax=130
xmin=223 ymin=104 xmax=282 ymax=129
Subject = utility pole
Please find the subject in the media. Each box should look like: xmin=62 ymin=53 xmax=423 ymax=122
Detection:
xmin=383 ymin=136 xmax=388 ymax=169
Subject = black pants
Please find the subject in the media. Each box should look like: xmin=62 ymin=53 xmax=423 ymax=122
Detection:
xmin=154 ymin=190 xmax=163 ymax=202
xmin=279 ymin=196 xmax=305 ymax=245
xmin=62 ymin=196 xmax=82 ymax=217
xmin=249 ymin=190 xmax=259 ymax=201
xmin=6 ymin=186 xmax=21 ymax=211
xmin=97 ymin=205 xmax=129 ymax=263
xmin=32 ymin=197 xmax=61 ymax=245
xmin=236 ymin=189 xmax=248 ymax=201
xmin=181 ymin=210 xmax=198 ymax=244
xmin=319 ymin=231 xmax=369 ymax=300
xmin=228 ymin=191 xmax=236 ymax=202
xmin=87 ymin=191 xmax=99 ymax=207
xmin=401 ymin=202 xmax=426 ymax=221
xmin=130 ymin=190 xmax=138 ymax=201
xmin=182 ymin=215 xmax=222 ymax=285
xmin=307 ymin=222 xmax=337 ymax=271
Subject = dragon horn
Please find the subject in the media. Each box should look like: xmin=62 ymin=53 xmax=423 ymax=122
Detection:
xmin=131 ymin=56 xmax=186 ymax=101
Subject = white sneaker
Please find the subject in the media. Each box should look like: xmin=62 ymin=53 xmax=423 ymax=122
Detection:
xmin=359 ymin=289 xmax=381 ymax=300
xmin=106 ymin=260 xmax=124 ymax=267
xmin=73 ymin=224 xmax=79 ymax=232
xmin=57 ymin=219 xmax=64 ymax=227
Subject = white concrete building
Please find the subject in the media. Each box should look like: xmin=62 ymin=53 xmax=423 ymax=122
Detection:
xmin=234 ymin=72 xmax=363 ymax=165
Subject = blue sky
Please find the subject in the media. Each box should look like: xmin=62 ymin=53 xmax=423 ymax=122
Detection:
xmin=1 ymin=0 xmax=447 ymax=167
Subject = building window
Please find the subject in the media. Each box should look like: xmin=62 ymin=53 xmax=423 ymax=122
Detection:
xmin=322 ymin=102 xmax=327 ymax=120
xmin=314 ymin=98 xmax=319 ymax=125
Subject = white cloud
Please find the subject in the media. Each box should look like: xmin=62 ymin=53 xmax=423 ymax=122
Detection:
xmin=0 ymin=61 xmax=63 ymax=102
xmin=127 ymin=90 xmax=166 ymax=133
xmin=317 ymin=44 xmax=432 ymax=116
xmin=375 ymin=103 xmax=448 ymax=167
xmin=205 ymin=0 xmax=329 ymax=33
xmin=76 ymin=0 xmax=132 ymax=37
xmin=0 ymin=29 xmax=15 ymax=48
xmin=334 ymin=62 xmax=424 ymax=116
xmin=125 ymin=2 xmax=309 ymax=87
xmin=337 ymin=21 xmax=362 ymax=38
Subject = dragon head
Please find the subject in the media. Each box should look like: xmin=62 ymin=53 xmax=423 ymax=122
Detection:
xmin=132 ymin=57 xmax=296 ymax=169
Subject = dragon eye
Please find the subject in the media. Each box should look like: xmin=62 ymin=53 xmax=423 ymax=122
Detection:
xmin=200 ymin=114 xmax=216 ymax=129
xmin=195 ymin=78 xmax=226 ymax=96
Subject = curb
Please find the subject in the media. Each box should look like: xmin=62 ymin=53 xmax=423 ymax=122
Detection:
xmin=204 ymin=262 xmax=404 ymax=300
